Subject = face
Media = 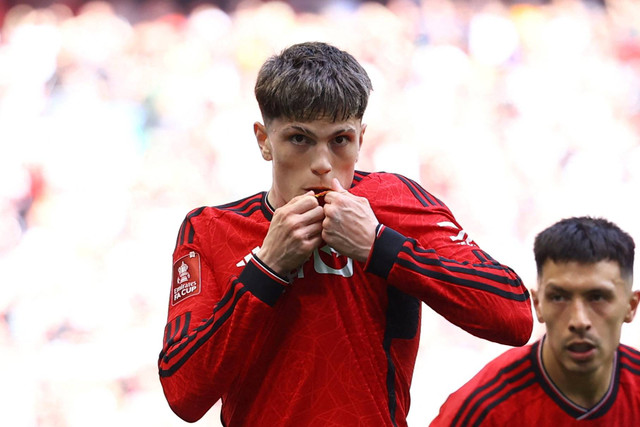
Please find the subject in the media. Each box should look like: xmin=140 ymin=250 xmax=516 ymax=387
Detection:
xmin=254 ymin=116 xmax=365 ymax=208
xmin=532 ymin=260 xmax=639 ymax=383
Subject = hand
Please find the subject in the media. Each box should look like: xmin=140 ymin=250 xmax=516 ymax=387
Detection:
xmin=322 ymin=178 xmax=379 ymax=262
xmin=257 ymin=192 xmax=325 ymax=275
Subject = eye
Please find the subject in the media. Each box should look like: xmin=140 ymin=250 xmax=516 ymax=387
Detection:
xmin=333 ymin=135 xmax=351 ymax=146
xmin=290 ymin=134 xmax=309 ymax=145
xmin=588 ymin=292 xmax=607 ymax=302
xmin=548 ymin=293 xmax=566 ymax=303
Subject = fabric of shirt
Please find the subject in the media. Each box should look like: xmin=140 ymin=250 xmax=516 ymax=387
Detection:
xmin=158 ymin=171 xmax=533 ymax=426
xmin=430 ymin=338 xmax=640 ymax=426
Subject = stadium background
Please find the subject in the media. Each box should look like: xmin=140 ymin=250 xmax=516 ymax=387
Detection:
xmin=1 ymin=0 xmax=639 ymax=425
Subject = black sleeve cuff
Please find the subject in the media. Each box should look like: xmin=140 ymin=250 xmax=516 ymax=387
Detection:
xmin=365 ymin=225 xmax=407 ymax=279
xmin=239 ymin=257 xmax=288 ymax=307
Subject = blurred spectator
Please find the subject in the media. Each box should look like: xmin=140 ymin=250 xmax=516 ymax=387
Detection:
xmin=1 ymin=0 xmax=639 ymax=425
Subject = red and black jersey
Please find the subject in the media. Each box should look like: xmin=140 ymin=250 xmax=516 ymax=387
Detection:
xmin=430 ymin=338 xmax=640 ymax=426
xmin=158 ymin=171 xmax=533 ymax=426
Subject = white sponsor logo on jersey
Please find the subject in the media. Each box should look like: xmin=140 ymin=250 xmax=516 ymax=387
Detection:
xmin=437 ymin=221 xmax=475 ymax=246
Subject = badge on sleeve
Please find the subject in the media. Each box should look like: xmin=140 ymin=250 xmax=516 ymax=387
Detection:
xmin=171 ymin=251 xmax=201 ymax=305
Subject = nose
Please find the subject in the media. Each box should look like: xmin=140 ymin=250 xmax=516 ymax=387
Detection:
xmin=310 ymin=144 xmax=332 ymax=176
xmin=568 ymin=299 xmax=591 ymax=334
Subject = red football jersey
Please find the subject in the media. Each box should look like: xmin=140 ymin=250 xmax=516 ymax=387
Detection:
xmin=158 ymin=171 xmax=533 ymax=426
xmin=430 ymin=338 xmax=640 ymax=426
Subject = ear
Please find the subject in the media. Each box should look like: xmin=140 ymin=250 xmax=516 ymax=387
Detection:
xmin=254 ymin=122 xmax=272 ymax=161
xmin=531 ymin=287 xmax=545 ymax=324
xmin=356 ymin=123 xmax=366 ymax=161
xmin=624 ymin=290 xmax=640 ymax=323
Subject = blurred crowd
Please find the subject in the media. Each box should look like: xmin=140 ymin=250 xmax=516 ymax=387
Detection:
xmin=1 ymin=0 xmax=640 ymax=425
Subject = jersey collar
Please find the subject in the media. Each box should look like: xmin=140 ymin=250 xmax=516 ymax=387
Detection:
xmin=533 ymin=336 xmax=620 ymax=420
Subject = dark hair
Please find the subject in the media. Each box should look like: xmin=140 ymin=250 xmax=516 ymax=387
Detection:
xmin=534 ymin=216 xmax=635 ymax=281
xmin=254 ymin=41 xmax=373 ymax=124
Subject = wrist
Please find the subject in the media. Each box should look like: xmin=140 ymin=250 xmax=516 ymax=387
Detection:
xmin=252 ymin=252 xmax=290 ymax=283
xmin=256 ymin=247 xmax=284 ymax=276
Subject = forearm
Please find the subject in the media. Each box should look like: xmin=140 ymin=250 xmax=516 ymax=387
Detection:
xmin=158 ymin=258 xmax=287 ymax=421
xmin=366 ymin=225 xmax=533 ymax=346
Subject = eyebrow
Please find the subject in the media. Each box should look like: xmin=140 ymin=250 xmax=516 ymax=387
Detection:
xmin=544 ymin=284 xmax=567 ymax=293
xmin=544 ymin=283 xmax=615 ymax=294
xmin=287 ymin=125 xmax=356 ymax=138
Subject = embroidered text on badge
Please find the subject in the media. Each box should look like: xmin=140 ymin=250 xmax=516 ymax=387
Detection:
xmin=171 ymin=251 xmax=201 ymax=305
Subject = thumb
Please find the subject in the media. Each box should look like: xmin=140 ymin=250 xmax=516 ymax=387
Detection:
xmin=331 ymin=178 xmax=347 ymax=193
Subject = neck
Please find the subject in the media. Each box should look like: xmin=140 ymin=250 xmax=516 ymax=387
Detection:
xmin=540 ymin=338 xmax=615 ymax=408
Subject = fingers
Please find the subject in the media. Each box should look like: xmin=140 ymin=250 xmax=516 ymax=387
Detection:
xmin=259 ymin=193 xmax=326 ymax=274
xmin=279 ymin=192 xmax=325 ymax=224
xmin=286 ymin=191 xmax=320 ymax=214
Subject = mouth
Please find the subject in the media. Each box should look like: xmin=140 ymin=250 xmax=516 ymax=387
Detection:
xmin=566 ymin=341 xmax=597 ymax=362
xmin=310 ymin=189 xmax=330 ymax=206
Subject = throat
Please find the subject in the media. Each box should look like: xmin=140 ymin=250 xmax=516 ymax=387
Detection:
xmin=540 ymin=340 xmax=616 ymax=409
xmin=563 ymin=379 xmax=611 ymax=409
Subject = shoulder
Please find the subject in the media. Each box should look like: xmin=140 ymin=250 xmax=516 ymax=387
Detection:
xmin=353 ymin=170 xmax=419 ymax=187
xmin=174 ymin=192 xmax=267 ymax=248
xmin=183 ymin=192 xmax=266 ymax=221
xmin=212 ymin=192 xmax=266 ymax=217
xmin=473 ymin=344 xmax=535 ymax=384
xmin=352 ymin=170 xmax=446 ymax=208
xmin=433 ymin=344 xmax=537 ymax=426
xmin=619 ymin=344 xmax=640 ymax=379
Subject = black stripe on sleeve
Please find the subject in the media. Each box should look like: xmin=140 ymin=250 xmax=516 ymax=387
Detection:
xmin=164 ymin=312 xmax=192 ymax=348
xmin=366 ymin=226 xmax=407 ymax=279
xmin=452 ymin=354 xmax=532 ymax=427
xmin=240 ymin=259 xmax=287 ymax=307
xmin=187 ymin=225 xmax=196 ymax=245
xmin=171 ymin=315 xmax=181 ymax=344
xmin=216 ymin=193 xmax=265 ymax=217
xmin=472 ymin=250 xmax=489 ymax=263
xmin=352 ymin=170 xmax=370 ymax=185
xmin=161 ymin=282 xmax=242 ymax=364
xmin=159 ymin=285 xmax=249 ymax=377
xmin=159 ymin=259 xmax=288 ymax=376
xmin=393 ymin=174 xmax=444 ymax=207
xmin=180 ymin=312 xmax=190 ymax=341
xmin=164 ymin=321 xmax=172 ymax=347
xmin=396 ymin=256 xmax=529 ymax=301
xmin=177 ymin=207 xmax=206 ymax=246
xmin=471 ymin=377 xmax=537 ymax=427
xmin=382 ymin=286 xmax=419 ymax=427
xmin=175 ymin=222 xmax=186 ymax=249
xmin=621 ymin=362 xmax=640 ymax=376
xmin=403 ymin=246 xmax=525 ymax=289
xmin=620 ymin=344 xmax=640 ymax=364
xmin=216 ymin=194 xmax=261 ymax=212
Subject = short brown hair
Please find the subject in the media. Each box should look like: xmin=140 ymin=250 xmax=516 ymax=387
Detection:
xmin=255 ymin=42 xmax=373 ymax=124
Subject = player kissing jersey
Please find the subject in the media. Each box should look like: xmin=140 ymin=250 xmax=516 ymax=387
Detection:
xmin=430 ymin=337 xmax=640 ymax=426
xmin=158 ymin=171 xmax=533 ymax=426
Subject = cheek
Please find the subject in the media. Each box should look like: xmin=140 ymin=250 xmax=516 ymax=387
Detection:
xmin=538 ymin=305 xmax=565 ymax=329
xmin=272 ymin=150 xmax=305 ymax=174
xmin=533 ymin=299 xmax=550 ymax=323
xmin=333 ymin=149 xmax=358 ymax=170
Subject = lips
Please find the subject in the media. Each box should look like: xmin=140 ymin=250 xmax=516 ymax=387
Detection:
xmin=567 ymin=342 xmax=595 ymax=353
xmin=566 ymin=341 xmax=597 ymax=362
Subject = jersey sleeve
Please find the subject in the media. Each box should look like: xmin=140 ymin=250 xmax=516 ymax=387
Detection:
xmin=429 ymin=346 xmax=532 ymax=427
xmin=358 ymin=173 xmax=533 ymax=346
xmin=157 ymin=208 xmax=288 ymax=422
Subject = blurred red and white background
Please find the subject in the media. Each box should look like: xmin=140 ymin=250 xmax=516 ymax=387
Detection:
xmin=1 ymin=0 xmax=639 ymax=425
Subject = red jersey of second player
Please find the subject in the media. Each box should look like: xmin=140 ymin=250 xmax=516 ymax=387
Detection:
xmin=431 ymin=338 xmax=640 ymax=426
